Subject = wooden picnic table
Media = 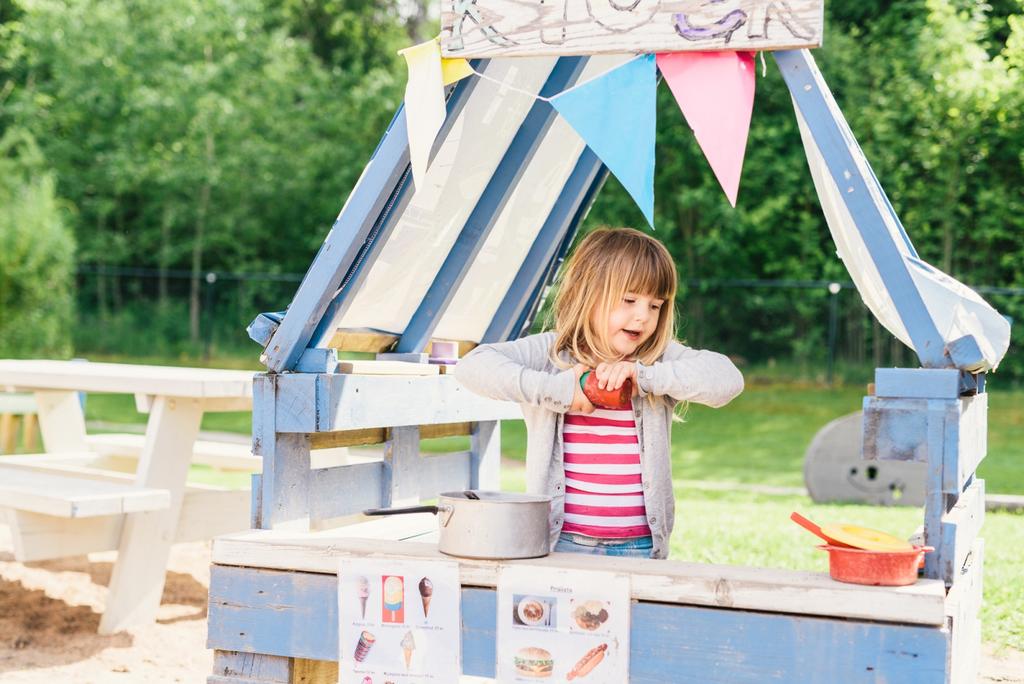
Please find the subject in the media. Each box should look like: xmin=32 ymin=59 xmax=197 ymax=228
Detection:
xmin=0 ymin=359 xmax=254 ymax=634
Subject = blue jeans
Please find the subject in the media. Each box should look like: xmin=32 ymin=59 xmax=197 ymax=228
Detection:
xmin=554 ymin=532 xmax=653 ymax=559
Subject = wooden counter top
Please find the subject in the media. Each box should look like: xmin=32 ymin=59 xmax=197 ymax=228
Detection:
xmin=212 ymin=520 xmax=948 ymax=627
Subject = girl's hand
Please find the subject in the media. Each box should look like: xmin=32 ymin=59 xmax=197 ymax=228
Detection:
xmin=570 ymin=364 xmax=596 ymax=414
xmin=595 ymin=361 xmax=638 ymax=395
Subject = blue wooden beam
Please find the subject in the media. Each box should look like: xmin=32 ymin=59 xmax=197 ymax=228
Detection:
xmin=773 ymin=49 xmax=947 ymax=367
xmin=208 ymin=564 xmax=950 ymax=682
xmin=509 ymin=160 xmax=607 ymax=341
xmin=481 ymin=148 xmax=607 ymax=343
xmin=395 ymin=57 xmax=590 ymax=354
xmin=306 ymin=62 xmax=489 ymax=351
xmin=261 ymin=67 xmax=484 ymax=372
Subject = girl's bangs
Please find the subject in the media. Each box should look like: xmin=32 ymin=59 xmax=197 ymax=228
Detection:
xmin=624 ymin=245 xmax=675 ymax=300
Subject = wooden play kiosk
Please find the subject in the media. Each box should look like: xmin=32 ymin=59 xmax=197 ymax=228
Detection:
xmin=206 ymin=3 xmax=1007 ymax=682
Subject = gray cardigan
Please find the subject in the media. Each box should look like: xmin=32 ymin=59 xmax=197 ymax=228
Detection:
xmin=454 ymin=332 xmax=744 ymax=558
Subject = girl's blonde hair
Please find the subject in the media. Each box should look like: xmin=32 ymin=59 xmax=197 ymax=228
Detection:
xmin=549 ymin=227 xmax=677 ymax=368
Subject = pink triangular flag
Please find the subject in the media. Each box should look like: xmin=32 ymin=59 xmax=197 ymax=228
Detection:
xmin=657 ymin=52 xmax=755 ymax=207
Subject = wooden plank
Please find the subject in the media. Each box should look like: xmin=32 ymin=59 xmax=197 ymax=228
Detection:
xmin=861 ymin=396 xmax=932 ymax=462
xmin=470 ymin=420 xmax=500 ymax=489
xmin=6 ymin=485 xmax=249 ymax=561
xmin=338 ymin=360 xmax=439 ymax=376
xmin=211 ymin=530 xmax=947 ymax=626
xmin=875 ymin=368 xmax=962 ymax=399
xmin=310 ymin=421 xmax=473 ymax=448
xmin=309 ymin=428 xmax=386 ymax=449
xmin=326 ymin=328 xmax=399 ymax=353
xmin=863 ymin=394 xmax=985 ymax=495
xmin=938 ymin=479 xmax=985 ymax=586
xmin=382 ymin=426 xmax=420 ymax=506
xmin=207 ymin=565 xmax=948 ymax=681
xmin=307 ymin=452 xmax=473 ymax=522
xmin=946 ymin=539 xmax=983 ymax=684
xmin=276 ymin=373 xmax=520 ymax=433
xmin=440 ymin=0 xmax=824 ymax=57
xmin=776 ymin=51 xmax=948 ymax=367
xmin=0 ymin=360 xmax=254 ymax=399
xmin=327 ymin=331 xmax=479 ymax=357
xmin=290 ymin=659 xmax=336 ymax=684
xmin=948 ymin=393 xmax=987 ymax=494
xmin=99 ymin=395 xmax=203 ymax=634
xmin=309 ymin=461 xmax=385 ymax=523
xmin=255 ymin=374 xmax=313 ymax=531
xmin=0 ymin=413 xmax=17 ymax=453
xmin=0 ymin=465 xmax=170 ymax=518
xmin=34 ymin=390 xmax=88 ymax=452
xmin=209 ymin=651 xmax=291 ymax=683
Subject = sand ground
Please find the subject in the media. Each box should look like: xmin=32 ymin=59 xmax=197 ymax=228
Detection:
xmin=1 ymin=529 xmax=1023 ymax=683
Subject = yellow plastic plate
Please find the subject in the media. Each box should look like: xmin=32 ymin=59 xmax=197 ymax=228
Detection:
xmin=819 ymin=523 xmax=914 ymax=552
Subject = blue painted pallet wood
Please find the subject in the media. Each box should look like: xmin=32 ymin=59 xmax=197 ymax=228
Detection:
xmin=875 ymin=368 xmax=963 ymax=399
xmin=293 ymin=453 xmax=474 ymax=525
xmin=207 ymin=565 xmax=950 ymax=682
xmin=270 ymin=373 xmax=520 ymax=433
xmin=774 ymin=50 xmax=947 ymax=368
xmin=862 ymin=395 xmax=987 ymax=496
xmin=395 ymin=56 xmax=589 ymax=354
xmin=939 ymin=478 xmax=985 ymax=585
xmin=307 ymin=64 xmax=489 ymax=352
xmin=253 ymin=374 xmax=312 ymax=530
xmin=947 ymin=394 xmax=987 ymax=495
xmin=481 ymin=147 xmax=605 ymax=344
xmin=469 ymin=421 xmax=500 ymax=490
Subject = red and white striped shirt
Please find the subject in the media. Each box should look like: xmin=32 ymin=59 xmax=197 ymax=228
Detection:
xmin=561 ymin=405 xmax=651 ymax=539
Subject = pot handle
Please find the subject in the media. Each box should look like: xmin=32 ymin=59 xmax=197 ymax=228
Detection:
xmin=363 ymin=505 xmax=440 ymax=516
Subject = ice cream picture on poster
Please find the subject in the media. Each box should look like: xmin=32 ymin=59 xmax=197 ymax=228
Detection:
xmin=338 ymin=559 xmax=461 ymax=683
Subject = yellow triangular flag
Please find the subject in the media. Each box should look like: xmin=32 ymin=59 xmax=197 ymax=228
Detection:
xmin=398 ymin=40 xmax=446 ymax=188
xmin=441 ymin=57 xmax=473 ymax=86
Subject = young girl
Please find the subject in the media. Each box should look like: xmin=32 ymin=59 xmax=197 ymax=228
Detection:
xmin=454 ymin=227 xmax=743 ymax=559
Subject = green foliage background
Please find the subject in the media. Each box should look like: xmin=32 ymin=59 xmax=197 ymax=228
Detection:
xmin=0 ymin=128 xmax=74 ymax=357
xmin=0 ymin=0 xmax=1021 ymax=373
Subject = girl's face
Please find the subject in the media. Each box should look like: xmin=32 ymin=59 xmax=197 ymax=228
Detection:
xmin=596 ymin=291 xmax=665 ymax=359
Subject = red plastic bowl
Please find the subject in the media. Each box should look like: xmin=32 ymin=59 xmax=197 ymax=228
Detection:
xmin=817 ymin=544 xmax=933 ymax=586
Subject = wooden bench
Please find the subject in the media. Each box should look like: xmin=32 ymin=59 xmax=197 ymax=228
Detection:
xmin=0 ymin=452 xmax=250 ymax=562
xmin=0 ymin=461 xmax=170 ymax=517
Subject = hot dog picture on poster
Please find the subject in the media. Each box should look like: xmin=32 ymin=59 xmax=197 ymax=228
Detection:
xmin=496 ymin=567 xmax=630 ymax=683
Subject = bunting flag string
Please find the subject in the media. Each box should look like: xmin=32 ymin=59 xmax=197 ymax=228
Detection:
xmin=657 ymin=51 xmax=756 ymax=207
xmin=398 ymin=38 xmax=757 ymax=212
xmin=550 ymin=54 xmax=657 ymax=228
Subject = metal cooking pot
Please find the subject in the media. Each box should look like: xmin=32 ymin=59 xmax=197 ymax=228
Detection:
xmin=364 ymin=490 xmax=551 ymax=560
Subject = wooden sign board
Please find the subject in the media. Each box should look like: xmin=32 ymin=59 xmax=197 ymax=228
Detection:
xmin=440 ymin=0 xmax=824 ymax=58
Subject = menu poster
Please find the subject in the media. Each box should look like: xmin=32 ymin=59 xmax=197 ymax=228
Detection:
xmin=496 ymin=566 xmax=630 ymax=684
xmin=338 ymin=558 xmax=461 ymax=684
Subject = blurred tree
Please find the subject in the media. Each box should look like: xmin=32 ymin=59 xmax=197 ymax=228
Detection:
xmin=0 ymin=129 xmax=75 ymax=357
xmin=2 ymin=0 xmax=403 ymax=343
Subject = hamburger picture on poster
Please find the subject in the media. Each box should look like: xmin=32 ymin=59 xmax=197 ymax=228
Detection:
xmin=496 ymin=567 xmax=630 ymax=683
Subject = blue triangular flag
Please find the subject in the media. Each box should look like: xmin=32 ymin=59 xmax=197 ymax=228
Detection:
xmin=551 ymin=54 xmax=656 ymax=227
